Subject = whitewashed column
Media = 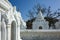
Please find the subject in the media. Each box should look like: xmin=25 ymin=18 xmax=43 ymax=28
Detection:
xmin=1 ymin=19 xmax=6 ymax=40
xmin=14 ymin=23 xmax=17 ymax=40
xmin=17 ymin=26 xmax=22 ymax=40
xmin=0 ymin=22 xmax=1 ymax=40
xmin=0 ymin=12 xmax=1 ymax=40
xmin=6 ymin=24 xmax=11 ymax=40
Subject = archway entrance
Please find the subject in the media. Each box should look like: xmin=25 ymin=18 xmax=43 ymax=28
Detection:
xmin=11 ymin=21 xmax=16 ymax=40
xmin=39 ymin=26 xmax=42 ymax=29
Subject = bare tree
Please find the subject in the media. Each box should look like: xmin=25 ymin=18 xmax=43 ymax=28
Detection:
xmin=26 ymin=3 xmax=60 ymax=29
xmin=27 ymin=3 xmax=46 ymax=20
xmin=45 ymin=6 xmax=60 ymax=29
xmin=26 ymin=10 xmax=35 ymax=20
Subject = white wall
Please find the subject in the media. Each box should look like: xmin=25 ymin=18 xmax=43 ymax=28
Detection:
xmin=20 ymin=30 xmax=60 ymax=40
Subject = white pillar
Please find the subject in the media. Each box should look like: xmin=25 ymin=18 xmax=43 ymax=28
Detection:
xmin=0 ymin=12 xmax=1 ymax=40
xmin=1 ymin=19 xmax=6 ymax=40
xmin=17 ymin=26 xmax=22 ymax=40
xmin=6 ymin=25 xmax=11 ymax=40
xmin=0 ymin=22 xmax=1 ymax=40
xmin=15 ymin=24 xmax=17 ymax=40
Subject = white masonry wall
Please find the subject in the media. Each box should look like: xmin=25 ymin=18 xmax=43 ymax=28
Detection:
xmin=20 ymin=30 xmax=60 ymax=40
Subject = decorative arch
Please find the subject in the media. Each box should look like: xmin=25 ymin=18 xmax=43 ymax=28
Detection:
xmin=11 ymin=21 xmax=17 ymax=40
xmin=39 ymin=26 xmax=42 ymax=29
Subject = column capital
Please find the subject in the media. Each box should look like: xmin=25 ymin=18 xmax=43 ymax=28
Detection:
xmin=6 ymin=24 xmax=11 ymax=28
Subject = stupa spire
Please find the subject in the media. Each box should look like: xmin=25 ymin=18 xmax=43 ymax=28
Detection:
xmin=36 ymin=11 xmax=44 ymax=21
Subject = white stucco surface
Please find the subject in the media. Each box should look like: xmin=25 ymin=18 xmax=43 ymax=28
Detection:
xmin=0 ymin=0 xmax=26 ymax=40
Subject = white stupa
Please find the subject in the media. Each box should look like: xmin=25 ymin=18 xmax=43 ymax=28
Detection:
xmin=32 ymin=11 xmax=49 ymax=29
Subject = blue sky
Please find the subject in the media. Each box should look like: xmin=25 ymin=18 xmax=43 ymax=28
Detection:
xmin=9 ymin=0 xmax=60 ymax=21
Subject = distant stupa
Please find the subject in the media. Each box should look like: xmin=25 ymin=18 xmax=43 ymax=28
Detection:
xmin=32 ymin=11 xmax=49 ymax=29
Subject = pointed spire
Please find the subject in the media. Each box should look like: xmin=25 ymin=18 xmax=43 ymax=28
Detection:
xmin=36 ymin=11 xmax=44 ymax=20
xmin=13 ymin=6 xmax=16 ymax=12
